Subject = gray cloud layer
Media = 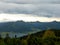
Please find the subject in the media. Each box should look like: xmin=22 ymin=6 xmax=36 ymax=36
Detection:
xmin=0 ymin=0 xmax=60 ymax=4
xmin=0 ymin=0 xmax=60 ymax=17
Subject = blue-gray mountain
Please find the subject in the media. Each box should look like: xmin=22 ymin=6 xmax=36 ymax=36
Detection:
xmin=0 ymin=21 xmax=60 ymax=33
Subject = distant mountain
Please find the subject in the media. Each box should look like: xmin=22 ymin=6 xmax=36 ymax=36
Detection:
xmin=0 ymin=21 xmax=60 ymax=33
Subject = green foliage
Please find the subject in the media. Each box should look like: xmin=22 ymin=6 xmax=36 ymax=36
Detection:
xmin=55 ymin=42 xmax=60 ymax=45
xmin=0 ymin=30 xmax=60 ymax=45
xmin=0 ymin=39 xmax=5 ymax=45
xmin=20 ymin=39 xmax=28 ymax=45
xmin=42 ymin=30 xmax=56 ymax=39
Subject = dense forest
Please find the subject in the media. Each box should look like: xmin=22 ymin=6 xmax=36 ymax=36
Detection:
xmin=0 ymin=29 xmax=60 ymax=45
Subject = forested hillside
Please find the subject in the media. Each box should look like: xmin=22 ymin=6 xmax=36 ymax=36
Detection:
xmin=0 ymin=29 xmax=60 ymax=45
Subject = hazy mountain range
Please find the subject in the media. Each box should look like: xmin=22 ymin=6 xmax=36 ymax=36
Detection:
xmin=0 ymin=21 xmax=60 ymax=33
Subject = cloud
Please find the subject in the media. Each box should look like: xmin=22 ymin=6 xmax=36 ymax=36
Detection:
xmin=0 ymin=2 xmax=60 ymax=17
xmin=0 ymin=0 xmax=60 ymax=4
xmin=0 ymin=0 xmax=60 ymax=18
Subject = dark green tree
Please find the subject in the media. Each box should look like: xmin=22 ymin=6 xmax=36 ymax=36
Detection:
xmin=4 ymin=33 xmax=11 ymax=45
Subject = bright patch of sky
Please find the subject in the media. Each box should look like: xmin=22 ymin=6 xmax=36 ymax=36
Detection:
xmin=0 ymin=14 xmax=60 ymax=22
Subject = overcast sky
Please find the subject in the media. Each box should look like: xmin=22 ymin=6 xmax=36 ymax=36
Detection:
xmin=0 ymin=0 xmax=60 ymax=22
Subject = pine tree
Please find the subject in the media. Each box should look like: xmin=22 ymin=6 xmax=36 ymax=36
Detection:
xmin=4 ymin=33 xmax=11 ymax=45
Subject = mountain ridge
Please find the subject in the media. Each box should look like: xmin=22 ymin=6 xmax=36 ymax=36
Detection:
xmin=0 ymin=21 xmax=60 ymax=33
